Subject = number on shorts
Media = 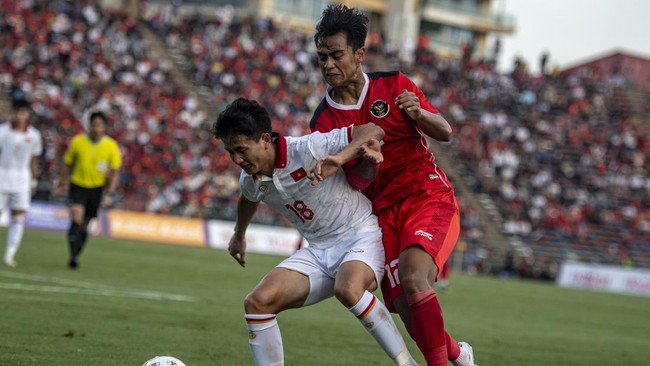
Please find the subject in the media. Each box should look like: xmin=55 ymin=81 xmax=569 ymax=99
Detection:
xmin=385 ymin=259 xmax=400 ymax=288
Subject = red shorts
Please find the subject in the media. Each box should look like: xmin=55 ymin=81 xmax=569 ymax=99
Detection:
xmin=378 ymin=188 xmax=460 ymax=312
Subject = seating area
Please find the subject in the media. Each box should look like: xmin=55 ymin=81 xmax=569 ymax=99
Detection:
xmin=2 ymin=1 xmax=648 ymax=272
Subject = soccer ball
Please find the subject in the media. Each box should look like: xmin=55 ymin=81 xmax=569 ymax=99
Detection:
xmin=141 ymin=356 xmax=187 ymax=366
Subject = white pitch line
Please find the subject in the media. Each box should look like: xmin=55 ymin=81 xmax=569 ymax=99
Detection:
xmin=0 ymin=271 xmax=123 ymax=289
xmin=0 ymin=271 xmax=195 ymax=302
xmin=0 ymin=283 xmax=195 ymax=302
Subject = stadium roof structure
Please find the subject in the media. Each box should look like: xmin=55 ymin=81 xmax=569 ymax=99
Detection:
xmin=562 ymin=49 xmax=650 ymax=87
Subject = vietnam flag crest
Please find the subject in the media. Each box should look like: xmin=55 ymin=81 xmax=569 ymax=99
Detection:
xmin=290 ymin=167 xmax=307 ymax=182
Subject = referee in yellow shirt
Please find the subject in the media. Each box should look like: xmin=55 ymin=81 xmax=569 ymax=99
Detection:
xmin=55 ymin=112 xmax=122 ymax=269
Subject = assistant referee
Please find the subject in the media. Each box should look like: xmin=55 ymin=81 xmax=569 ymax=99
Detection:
xmin=55 ymin=111 xmax=122 ymax=269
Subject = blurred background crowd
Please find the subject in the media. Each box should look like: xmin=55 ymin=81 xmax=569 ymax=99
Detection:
xmin=1 ymin=0 xmax=648 ymax=279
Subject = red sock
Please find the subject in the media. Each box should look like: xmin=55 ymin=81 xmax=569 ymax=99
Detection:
xmin=407 ymin=290 xmax=447 ymax=366
xmin=446 ymin=331 xmax=461 ymax=361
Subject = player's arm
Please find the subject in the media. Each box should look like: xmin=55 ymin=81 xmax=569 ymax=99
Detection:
xmin=229 ymin=194 xmax=259 ymax=267
xmin=30 ymin=132 xmax=42 ymax=194
xmin=395 ymin=89 xmax=452 ymax=141
xmin=309 ymin=123 xmax=384 ymax=185
xmin=55 ymin=139 xmax=75 ymax=196
xmin=55 ymin=161 xmax=72 ymax=197
xmin=335 ymin=137 xmax=384 ymax=190
xmin=30 ymin=155 xmax=39 ymax=194
xmin=102 ymin=142 xmax=123 ymax=207
xmin=101 ymin=168 xmax=120 ymax=207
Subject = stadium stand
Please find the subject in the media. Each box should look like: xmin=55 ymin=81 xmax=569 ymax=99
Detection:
xmin=1 ymin=1 xmax=648 ymax=276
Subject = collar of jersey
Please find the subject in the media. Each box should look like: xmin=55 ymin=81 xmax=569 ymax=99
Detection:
xmin=85 ymin=134 xmax=105 ymax=144
xmin=325 ymin=72 xmax=369 ymax=110
xmin=10 ymin=121 xmax=29 ymax=132
xmin=252 ymin=132 xmax=287 ymax=181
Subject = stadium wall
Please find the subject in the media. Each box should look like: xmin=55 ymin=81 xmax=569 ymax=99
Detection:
xmin=0 ymin=200 xmax=303 ymax=257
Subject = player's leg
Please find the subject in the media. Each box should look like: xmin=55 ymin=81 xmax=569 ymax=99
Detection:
xmin=3 ymin=192 xmax=28 ymax=267
xmin=398 ymin=246 xmax=447 ymax=366
xmin=397 ymin=189 xmax=473 ymax=366
xmin=393 ymin=259 xmax=471 ymax=366
xmin=69 ymin=186 xmax=101 ymax=268
xmin=245 ymin=247 xmax=338 ymax=366
xmin=4 ymin=209 xmax=26 ymax=267
xmin=335 ymin=252 xmax=417 ymax=366
xmin=244 ymin=266 xmax=310 ymax=366
xmin=67 ymin=185 xmax=86 ymax=268
xmin=79 ymin=187 xmax=102 ymax=252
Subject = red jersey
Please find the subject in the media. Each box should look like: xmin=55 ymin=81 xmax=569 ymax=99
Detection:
xmin=310 ymin=71 xmax=453 ymax=210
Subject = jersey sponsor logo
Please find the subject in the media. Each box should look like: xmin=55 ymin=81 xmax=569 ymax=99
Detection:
xmin=349 ymin=248 xmax=364 ymax=253
xmin=428 ymin=173 xmax=439 ymax=180
xmin=370 ymin=99 xmax=390 ymax=118
xmin=414 ymin=230 xmax=434 ymax=241
xmin=290 ymin=167 xmax=307 ymax=182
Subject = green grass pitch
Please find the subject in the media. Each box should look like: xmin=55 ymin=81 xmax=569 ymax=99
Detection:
xmin=1 ymin=229 xmax=648 ymax=365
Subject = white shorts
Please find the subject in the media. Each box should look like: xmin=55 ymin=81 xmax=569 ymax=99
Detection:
xmin=277 ymin=230 xmax=385 ymax=306
xmin=0 ymin=190 xmax=31 ymax=211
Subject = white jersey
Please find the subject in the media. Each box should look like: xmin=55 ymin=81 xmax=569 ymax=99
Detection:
xmin=0 ymin=122 xmax=42 ymax=193
xmin=240 ymin=127 xmax=379 ymax=249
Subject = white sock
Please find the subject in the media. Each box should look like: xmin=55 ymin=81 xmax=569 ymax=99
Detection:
xmin=245 ymin=314 xmax=284 ymax=366
xmin=4 ymin=215 xmax=25 ymax=262
xmin=349 ymin=291 xmax=417 ymax=366
xmin=453 ymin=342 xmax=472 ymax=366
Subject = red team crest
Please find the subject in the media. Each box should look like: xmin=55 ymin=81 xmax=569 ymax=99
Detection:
xmin=370 ymin=99 xmax=389 ymax=118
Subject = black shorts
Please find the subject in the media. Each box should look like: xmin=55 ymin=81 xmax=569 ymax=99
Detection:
xmin=69 ymin=183 xmax=104 ymax=220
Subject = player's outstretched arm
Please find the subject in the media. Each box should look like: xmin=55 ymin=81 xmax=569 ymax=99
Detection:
xmin=309 ymin=124 xmax=384 ymax=185
xmin=230 ymin=195 xmax=259 ymax=267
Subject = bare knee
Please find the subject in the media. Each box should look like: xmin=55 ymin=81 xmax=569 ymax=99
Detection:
xmin=244 ymin=289 xmax=279 ymax=315
xmin=399 ymin=264 xmax=438 ymax=295
xmin=398 ymin=247 xmax=439 ymax=295
xmin=334 ymin=281 xmax=364 ymax=308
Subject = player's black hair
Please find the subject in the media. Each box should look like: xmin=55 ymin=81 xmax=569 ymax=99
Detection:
xmin=89 ymin=111 xmax=108 ymax=125
xmin=12 ymin=99 xmax=31 ymax=110
xmin=213 ymin=98 xmax=272 ymax=141
xmin=314 ymin=3 xmax=368 ymax=51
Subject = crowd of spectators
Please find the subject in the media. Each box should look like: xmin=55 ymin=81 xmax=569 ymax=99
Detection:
xmin=403 ymin=44 xmax=650 ymax=270
xmin=2 ymin=1 xmax=648 ymax=272
xmin=0 ymin=0 xmax=224 ymax=217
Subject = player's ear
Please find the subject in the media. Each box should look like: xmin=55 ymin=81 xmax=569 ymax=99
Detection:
xmin=261 ymin=133 xmax=272 ymax=145
xmin=356 ymin=47 xmax=365 ymax=63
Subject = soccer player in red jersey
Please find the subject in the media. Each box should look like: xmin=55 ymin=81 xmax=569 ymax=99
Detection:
xmin=309 ymin=4 xmax=476 ymax=366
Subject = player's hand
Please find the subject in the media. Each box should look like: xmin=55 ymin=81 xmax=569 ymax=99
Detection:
xmin=228 ymin=235 xmax=247 ymax=267
xmin=395 ymin=89 xmax=422 ymax=121
xmin=360 ymin=139 xmax=384 ymax=166
xmin=101 ymin=194 xmax=113 ymax=208
xmin=53 ymin=184 xmax=67 ymax=198
xmin=308 ymin=155 xmax=343 ymax=186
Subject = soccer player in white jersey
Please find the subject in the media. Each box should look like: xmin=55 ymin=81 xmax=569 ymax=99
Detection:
xmin=214 ymin=98 xmax=417 ymax=366
xmin=0 ymin=100 xmax=42 ymax=267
